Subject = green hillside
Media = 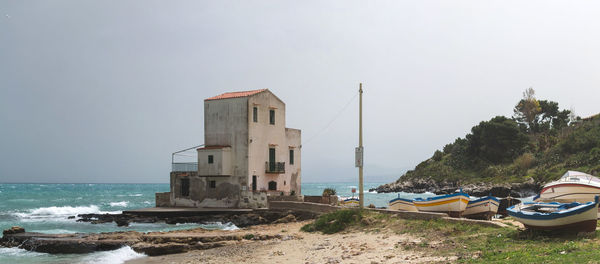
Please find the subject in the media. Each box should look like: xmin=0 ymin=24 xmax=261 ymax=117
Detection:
xmin=401 ymin=89 xmax=600 ymax=186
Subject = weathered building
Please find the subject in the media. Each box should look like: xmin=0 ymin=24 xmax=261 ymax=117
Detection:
xmin=160 ymin=89 xmax=301 ymax=208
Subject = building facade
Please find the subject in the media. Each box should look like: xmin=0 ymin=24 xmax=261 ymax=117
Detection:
xmin=163 ymin=89 xmax=301 ymax=208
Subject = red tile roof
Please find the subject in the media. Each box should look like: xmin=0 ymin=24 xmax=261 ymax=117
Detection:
xmin=197 ymin=145 xmax=231 ymax=150
xmin=205 ymin=89 xmax=267 ymax=101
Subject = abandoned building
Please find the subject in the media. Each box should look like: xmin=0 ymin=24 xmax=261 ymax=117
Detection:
xmin=156 ymin=89 xmax=301 ymax=208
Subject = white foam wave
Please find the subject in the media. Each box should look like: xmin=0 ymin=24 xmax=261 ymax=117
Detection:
xmin=15 ymin=205 xmax=101 ymax=218
xmin=109 ymin=201 xmax=129 ymax=207
xmin=80 ymin=246 xmax=145 ymax=264
xmin=199 ymin=222 xmax=239 ymax=231
xmin=0 ymin=247 xmax=47 ymax=257
xmin=129 ymin=194 xmax=143 ymax=197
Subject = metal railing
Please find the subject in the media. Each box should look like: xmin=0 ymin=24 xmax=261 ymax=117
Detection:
xmin=265 ymin=162 xmax=285 ymax=173
xmin=172 ymin=162 xmax=198 ymax=172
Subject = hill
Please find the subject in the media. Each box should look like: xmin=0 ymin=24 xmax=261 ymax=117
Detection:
xmin=373 ymin=89 xmax=600 ymax=197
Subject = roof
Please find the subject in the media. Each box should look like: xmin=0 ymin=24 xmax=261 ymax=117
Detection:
xmin=205 ymin=89 xmax=267 ymax=101
xmin=197 ymin=145 xmax=231 ymax=150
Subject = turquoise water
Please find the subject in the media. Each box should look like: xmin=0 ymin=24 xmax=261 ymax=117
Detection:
xmin=0 ymin=182 xmax=432 ymax=263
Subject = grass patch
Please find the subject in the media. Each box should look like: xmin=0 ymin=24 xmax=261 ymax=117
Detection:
xmin=300 ymin=209 xmax=363 ymax=234
xmin=303 ymin=210 xmax=600 ymax=263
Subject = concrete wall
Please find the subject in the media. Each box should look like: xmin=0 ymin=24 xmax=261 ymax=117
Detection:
xmin=155 ymin=192 xmax=170 ymax=207
xmin=268 ymin=201 xmax=339 ymax=214
xmin=285 ymin=128 xmax=301 ymax=194
xmin=303 ymin=195 xmax=338 ymax=205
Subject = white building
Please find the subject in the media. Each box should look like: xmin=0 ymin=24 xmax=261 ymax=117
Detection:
xmin=160 ymin=89 xmax=301 ymax=208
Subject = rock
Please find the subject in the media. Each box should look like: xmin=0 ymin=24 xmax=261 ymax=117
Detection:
xmin=273 ymin=214 xmax=296 ymax=224
xmin=67 ymin=216 xmax=76 ymax=219
xmin=115 ymin=218 xmax=130 ymax=227
xmin=3 ymin=226 xmax=25 ymax=236
xmin=370 ymin=177 xmax=541 ymax=198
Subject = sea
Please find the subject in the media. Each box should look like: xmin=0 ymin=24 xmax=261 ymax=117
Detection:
xmin=0 ymin=182 xmax=434 ymax=264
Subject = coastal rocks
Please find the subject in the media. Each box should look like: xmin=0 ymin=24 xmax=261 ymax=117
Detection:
xmin=3 ymin=226 xmax=25 ymax=236
xmin=272 ymin=214 xmax=296 ymax=224
xmin=371 ymin=177 xmax=542 ymax=198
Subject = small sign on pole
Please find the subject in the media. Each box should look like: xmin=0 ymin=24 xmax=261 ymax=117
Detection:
xmin=351 ymin=188 xmax=356 ymax=193
xmin=355 ymin=146 xmax=363 ymax=167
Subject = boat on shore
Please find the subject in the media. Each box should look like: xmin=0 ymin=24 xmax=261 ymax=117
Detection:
xmin=537 ymin=171 xmax=600 ymax=203
xmin=388 ymin=195 xmax=417 ymax=212
xmin=413 ymin=191 xmax=470 ymax=217
xmin=463 ymin=196 xmax=499 ymax=220
xmin=507 ymin=196 xmax=599 ymax=232
xmin=340 ymin=197 xmax=359 ymax=207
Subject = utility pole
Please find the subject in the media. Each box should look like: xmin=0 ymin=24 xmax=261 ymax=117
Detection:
xmin=357 ymin=83 xmax=364 ymax=208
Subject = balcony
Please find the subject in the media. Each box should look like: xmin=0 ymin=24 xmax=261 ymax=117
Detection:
xmin=265 ymin=162 xmax=285 ymax=174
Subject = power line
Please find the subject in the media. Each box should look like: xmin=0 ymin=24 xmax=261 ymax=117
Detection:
xmin=303 ymin=91 xmax=359 ymax=146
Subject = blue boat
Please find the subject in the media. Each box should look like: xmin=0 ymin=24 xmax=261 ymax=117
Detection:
xmin=507 ymin=196 xmax=599 ymax=232
xmin=413 ymin=191 xmax=470 ymax=217
xmin=389 ymin=195 xmax=417 ymax=211
xmin=463 ymin=196 xmax=500 ymax=220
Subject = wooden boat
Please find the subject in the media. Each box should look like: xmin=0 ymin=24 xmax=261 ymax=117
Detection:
xmin=463 ymin=196 xmax=499 ymax=220
xmin=538 ymin=171 xmax=600 ymax=203
xmin=507 ymin=196 xmax=599 ymax=232
xmin=413 ymin=191 xmax=470 ymax=217
xmin=340 ymin=197 xmax=359 ymax=207
xmin=388 ymin=195 xmax=417 ymax=212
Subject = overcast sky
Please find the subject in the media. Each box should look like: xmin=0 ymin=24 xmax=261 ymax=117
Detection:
xmin=1 ymin=1 xmax=599 ymax=183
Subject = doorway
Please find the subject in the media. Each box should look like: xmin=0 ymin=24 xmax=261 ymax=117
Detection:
xmin=252 ymin=175 xmax=257 ymax=191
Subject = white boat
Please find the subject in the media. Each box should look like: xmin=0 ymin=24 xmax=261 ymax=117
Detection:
xmin=340 ymin=197 xmax=359 ymax=207
xmin=507 ymin=196 xmax=599 ymax=232
xmin=463 ymin=196 xmax=499 ymax=220
xmin=388 ymin=195 xmax=417 ymax=212
xmin=413 ymin=191 xmax=470 ymax=217
xmin=538 ymin=171 xmax=600 ymax=203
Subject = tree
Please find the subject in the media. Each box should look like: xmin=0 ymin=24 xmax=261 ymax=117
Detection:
xmin=466 ymin=116 xmax=529 ymax=163
xmin=531 ymin=100 xmax=571 ymax=133
xmin=513 ymin=87 xmax=541 ymax=132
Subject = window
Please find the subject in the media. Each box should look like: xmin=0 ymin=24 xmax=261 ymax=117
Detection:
xmin=289 ymin=149 xmax=294 ymax=165
xmin=181 ymin=178 xmax=190 ymax=197
xmin=269 ymin=109 xmax=275 ymax=125
xmin=209 ymin=180 xmax=216 ymax=188
xmin=253 ymin=107 xmax=258 ymax=122
xmin=208 ymin=155 xmax=214 ymax=164
xmin=268 ymin=181 xmax=277 ymax=191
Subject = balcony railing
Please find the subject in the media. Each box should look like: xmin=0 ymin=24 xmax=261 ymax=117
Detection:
xmin=265 ymin=162 xmax=285 ymax=173
xmin=172 ymin=162 xmax=198 ymax=172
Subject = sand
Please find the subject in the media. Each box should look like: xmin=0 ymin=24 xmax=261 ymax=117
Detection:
xmin=126 ymin=221 xmax=455 ymax=264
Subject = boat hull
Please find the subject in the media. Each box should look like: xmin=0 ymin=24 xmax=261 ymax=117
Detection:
xmin=463 ymin=196 xmax=499 ymax=220
xmin=388 ymin=198 xmax=417 ymax=212
xmin=341 ymin=198 xmax=359 ymax=208
xmin=539 ymin=183 xmax=600 ymax=203
xmin=508 ymin=200 xmax=599 ymax=232
xmin=413 ymin=193 xmax=469 ymax=217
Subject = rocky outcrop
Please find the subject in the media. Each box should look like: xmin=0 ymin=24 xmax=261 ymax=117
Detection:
xmin=371 ymin=177 xmax=541 ymax=198
xmin=75 ymin=209 xmax=313 ymax=228
xmin=3 ymin=226 xmax=25 ymax=236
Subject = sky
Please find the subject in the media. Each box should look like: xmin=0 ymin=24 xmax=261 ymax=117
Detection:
xmin=1 ymin=1 xmax=599 ymax=183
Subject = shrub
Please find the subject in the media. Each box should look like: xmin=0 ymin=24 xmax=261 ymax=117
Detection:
xmin=322 ymin=188 xmax=336 ymax=196
xmin=514 ymin=153 xmax=536 ymax=172
xmin=301 ymin=209 xmax=362 ymax=234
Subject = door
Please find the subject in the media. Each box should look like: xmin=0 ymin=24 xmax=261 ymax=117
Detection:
xmin=269 ymin=148 xmax=276 ymax=171
xmin=252 ymin=175 xmax=257 ymax=191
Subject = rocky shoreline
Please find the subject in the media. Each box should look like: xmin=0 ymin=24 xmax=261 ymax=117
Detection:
xmin=370 ymin=177 xmax=542 ymax=198
xmin=0 ymin=209 xmax=317 ymax=256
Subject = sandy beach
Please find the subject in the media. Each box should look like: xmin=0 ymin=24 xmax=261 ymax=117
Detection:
xmin=126 ymin=220 xmax=454 ymax=264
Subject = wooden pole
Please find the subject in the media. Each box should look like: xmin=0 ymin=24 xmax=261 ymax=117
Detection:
xmin=359 ymin=83 xmax=364 ymax=208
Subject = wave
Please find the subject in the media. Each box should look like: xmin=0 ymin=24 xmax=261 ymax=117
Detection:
xmin=80 ymin=246 xmax=145 ymax=264
xmin=109 ymin=201 xmax=129 ymax=207
xmin=0 ymin=247 xmax=47 ymax=257
xmin=129 ymin=194 xmax=143 ymax=197
xmin=198 ymin=222 xmax=239 ymax=231
xmin=13 ymin=205 xmax=121 ymax=219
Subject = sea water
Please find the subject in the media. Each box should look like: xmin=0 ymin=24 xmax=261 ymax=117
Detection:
xmin=0 ymin=182 xmax=432 ymax=263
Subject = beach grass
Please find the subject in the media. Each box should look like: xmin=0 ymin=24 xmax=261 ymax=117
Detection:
xmin=301 ymin=210 xmax=600 ymax=263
